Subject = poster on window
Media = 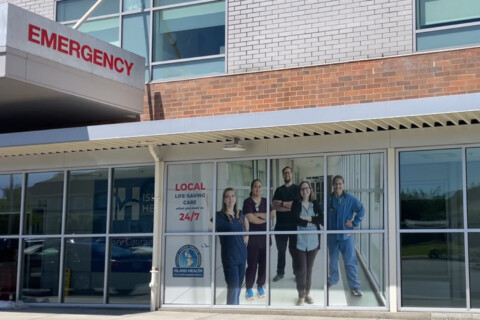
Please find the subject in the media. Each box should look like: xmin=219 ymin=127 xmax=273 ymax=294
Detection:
xmin=165 ymin=163 xmax=213 ymax=233
xmin=163 ymin=235 xmax=211 ymax=304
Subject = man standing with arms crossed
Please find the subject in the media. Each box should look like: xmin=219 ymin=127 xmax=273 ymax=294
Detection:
xmin=272 ymin=166 xmax=299 ymax=282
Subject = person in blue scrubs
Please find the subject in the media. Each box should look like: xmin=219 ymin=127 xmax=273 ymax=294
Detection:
xmin=327 ymin=175 xmax=365 ymax=297
xmin=216 ymin=187 xmax=249 ymax=305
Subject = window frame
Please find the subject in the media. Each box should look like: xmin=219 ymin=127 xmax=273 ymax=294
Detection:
xmin=396 ymin=144 xmax=480 ymax=311
xmin=55 ymin=0 xmax=226 ymax=82
xmin=414 ymin=0 xmax=480 ymax=51
xmin=162 ymin=150 xmax=388 ymax=309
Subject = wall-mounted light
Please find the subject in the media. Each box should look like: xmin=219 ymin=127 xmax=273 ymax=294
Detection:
xmin=222 ymin=137 xmax=245 ymax=151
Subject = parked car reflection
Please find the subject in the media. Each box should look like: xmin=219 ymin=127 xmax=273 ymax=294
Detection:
xmin=23 ymin=238 xmax=152 ymax=297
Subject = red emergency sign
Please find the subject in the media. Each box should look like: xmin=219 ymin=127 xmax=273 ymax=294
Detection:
xmin=27 ymin=24 xmax=134 ymax=76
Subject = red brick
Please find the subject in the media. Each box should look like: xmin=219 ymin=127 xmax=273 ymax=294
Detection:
xmin=143 ymin=48 xmax=480 ymax=120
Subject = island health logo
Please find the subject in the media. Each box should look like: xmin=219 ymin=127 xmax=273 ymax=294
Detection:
xmin=173 ymin=244 xmax=203 ymax=278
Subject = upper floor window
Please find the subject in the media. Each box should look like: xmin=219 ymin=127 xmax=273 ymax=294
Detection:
xmin=416 ymin=0 xmax=480 ymax=51
xmin=56 ymin=0 xmax=225 ymax=82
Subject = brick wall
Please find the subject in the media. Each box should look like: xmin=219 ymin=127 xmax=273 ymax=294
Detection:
xmin=9 ymin=0 xmax=54 ymax=20
xmin=228 ymin=0 xmax=413 ymax=74
xmin=143 ymin=48 xmax=480 ymax=121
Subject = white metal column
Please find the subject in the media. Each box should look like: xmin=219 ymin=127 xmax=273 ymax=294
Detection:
xmin=149 ymin=145 xmax=163 ymax=311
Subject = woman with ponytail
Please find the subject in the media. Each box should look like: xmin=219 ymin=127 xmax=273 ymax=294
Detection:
xmin=242 ymin=179 xmax=275 ymax=301
xmin=216 ymin=187 xmax=249 ymax=305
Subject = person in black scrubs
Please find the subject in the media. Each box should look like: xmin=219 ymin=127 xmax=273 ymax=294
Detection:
xmin=243 ymin=179 xmax=274 ymax=300
xmin=272 ymin=166 xmax=299 ymax=282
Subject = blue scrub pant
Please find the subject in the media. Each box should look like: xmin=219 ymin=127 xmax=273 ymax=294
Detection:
xmin=223 ymin=261 xmax=246 ymax=305
xmin=327 ymin=236 xmax=360 ymax=290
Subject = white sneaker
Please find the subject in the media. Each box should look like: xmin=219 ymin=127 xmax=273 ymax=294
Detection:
xmin=305 ymin=295 xmax=314 ymax=304
xmin=351 ymin=289 xmax=363 ymax=296
xmin=296 ymin=297 xmax=305 ymax=306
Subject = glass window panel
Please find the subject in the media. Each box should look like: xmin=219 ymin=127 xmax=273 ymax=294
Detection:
xmin=75 ymin=17 xmax=119 ymax=46
xmin=166 ymin=163 xmax=214 ymax=233
xmin=324 ymin=153 xmax=385 ymax=306
xmin=215 ymin=160 xmax=269 ymax=306
xmin=367 ymin=233 xmax=384 ymax=299
xmin=268 ymin=157 xmax=326 ymax=306
xmin=107 ymin=237 xmax=152 ymax=304
xmin=111 ymin=166 xmax=154 ymax=234
xmin=327 ymin=234 xmax=384 ymax=307
xmin=359 ymin=232 xmax=369 ymax=280
xmin=467 ymin=147 xmax=480 ymax=228
xmin=122 ymin=13 xmax=150 ymax=62
xmin=66 ymin=169 xmax=108 ymax=234
xmin=152 ymin=57 xmax=224 ymax=80
xmin=213 ymin=186 xmax=249 ymax=306
xmin=269 ymin=233 xmax=325 ymax=307
xmin=153 ymin=0 xmax=197 ymax=7
xmin=144 ymin=66 xmax=150 ymax=83
xmin=0 ymin=174 xmax=22 ymax=235
xmin=63 ymin=237 xmax=105 ymax=303
xmin=327 ymin=154 xmax=384 ymax=230
xmin=25 ymin=172 xmax=64 ymax=235
xmin=417 ymin=0 xmax=480 ymax=29
xmin=0 ymin=239 xmax=18 ymax=300
xmin=214 ymin=233 xmax=249 ymax=306
xmin=270 ymin=157 xmax=326 ymax=203
xmin=56 ymin=0 xmax=119 ymax=22
xmin=269 ymin=156 xmax=326 ymax=234
xmin=123 ymin=0 xmax=150 ymax=12
xmin=369 ymin=154 xmax=384 ymax=230
xmin=217 ymin=160 xmax=267 ymax=208
xmin=469 ymin=233 xmax=480 ymax=308
xmin=399 ymin=149 xmax=463 ymax=229
xmin=152 ymin=1 xmax=225 ymax=61
xmin=416 ymin=25 xmax=480 ymax=51
xmin=21 ymin=238 xmax=61 ymax=302
xmin=400 ymin=233 xmax=465 ymax=308
xmin=164 ymin=235 xmax=212 ymax=304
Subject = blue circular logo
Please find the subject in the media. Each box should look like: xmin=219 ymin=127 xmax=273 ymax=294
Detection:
xmin=175 ymin=245 xmax=201 ymax=268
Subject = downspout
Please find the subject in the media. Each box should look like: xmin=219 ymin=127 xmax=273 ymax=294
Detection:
xmin=148 ymin=145 xmax=163 ymax=311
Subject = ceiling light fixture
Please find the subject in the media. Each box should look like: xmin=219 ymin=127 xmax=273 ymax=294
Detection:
xmin=222 ymin=137 xmax=246 ymax=151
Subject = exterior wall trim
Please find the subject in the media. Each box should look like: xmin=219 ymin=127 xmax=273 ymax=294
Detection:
xmin=0 ymin=92 xmax=479 ymax=153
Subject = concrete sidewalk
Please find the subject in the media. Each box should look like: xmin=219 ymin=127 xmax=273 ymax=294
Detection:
xmin=1 ymin=307 xmax=480 ymax=320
